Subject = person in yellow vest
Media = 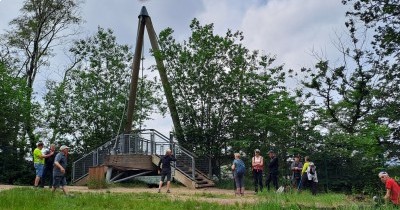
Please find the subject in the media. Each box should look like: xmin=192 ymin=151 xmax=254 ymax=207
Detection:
xmin=33 ymin=142 xmax=54 ymax=187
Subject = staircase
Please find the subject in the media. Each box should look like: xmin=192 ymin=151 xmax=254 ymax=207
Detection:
xmin=152 ymin=154 xmax=214 ymax=189
xmin=72 ymin=129 xmax=215 ymax=188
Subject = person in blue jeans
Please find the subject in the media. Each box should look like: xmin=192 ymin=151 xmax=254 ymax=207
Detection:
xmin=158 ymin=149 xmax=176 ymax=193
xmin=232 ymin=153 xmax=246 ymax=196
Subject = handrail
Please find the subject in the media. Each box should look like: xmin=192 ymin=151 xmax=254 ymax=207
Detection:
xmin=72 ymin=129 xmax=201 ymax=183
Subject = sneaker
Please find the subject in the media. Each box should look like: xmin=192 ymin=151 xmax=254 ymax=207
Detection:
xmin=157 ymin=189 xmax=160 ymax=193
xmin=166 ymin=190 xmax=170 ymax=193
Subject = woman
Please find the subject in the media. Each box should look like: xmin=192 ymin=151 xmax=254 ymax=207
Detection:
xmin=252 ymin=149 xmax=263 ymax=193
xmin=232 ymin=153 xmax=246 ymax=196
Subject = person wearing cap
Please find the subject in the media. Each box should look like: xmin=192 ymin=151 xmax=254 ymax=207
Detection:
xmin=252 ymin=149 xmax=264 ymax=193
xmin=33 ymin=142 xmax=54 ymax=187
xmin=290 ymin=155 xmax=303 ymax=189
xmin=52 ymin=145 xmax=69 ymax=194
xmin=265 ymin=150 xmax=279 ymax=191
xmin=378 ymin=172 xmax=400 ymax=205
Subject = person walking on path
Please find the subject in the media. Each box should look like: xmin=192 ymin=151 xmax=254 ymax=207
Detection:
xmin=33 ymin=142 xmax=54 ymax=187
xmin=232 ymin=153 xmax=246 ymax=196
xmin=290 ymin=155 xmax=303 ymax=189
xmin=52 ymin=145 xmax=69 ymax=194
xmin=379 ymin=172 xmax=400 ymax=206
xmin=158 ymin=149 xmax=177 ymax=193
xmin=265 ymin=150 xmax=279 ymax=191
xmin=252 ymin=149 xmax=264 ymax=193
xmin=40 ymin=143 xmax=56 ymax=188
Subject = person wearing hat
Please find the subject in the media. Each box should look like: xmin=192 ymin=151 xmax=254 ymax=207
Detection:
xmin=265 ymin=150 xmax=279 ymax=191
xmin=251 ymin=149 xmax=264 ymax=193
xmin=378 ymin=172 xmax=400 ymax=205
xmin=52 ymin=145 xmax=69 ymax=194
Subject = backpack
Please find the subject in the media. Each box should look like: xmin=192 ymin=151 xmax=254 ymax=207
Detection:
xmin=235 ymin=159 xmax=246 ymax=176
xmin=308 ymin=163 xmax=316 ymax=175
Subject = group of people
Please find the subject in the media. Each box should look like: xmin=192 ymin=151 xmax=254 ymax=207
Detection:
xmin=231 ymin=149 xmax=319 ymax=196
xmin=33 ymin=142 xmax=70 ymax=194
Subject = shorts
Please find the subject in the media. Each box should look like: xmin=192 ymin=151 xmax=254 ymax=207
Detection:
xmin=52 ymin=176 xmax=67 ymax=188
xmin=34 ymin=163 xmax=44 ymax=177
xmin=160 ymin=171 xmax=172 ymax=182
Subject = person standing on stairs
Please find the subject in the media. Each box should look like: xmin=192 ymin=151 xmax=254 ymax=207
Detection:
xmin=158 ymin=149 xmax=176 ymax=193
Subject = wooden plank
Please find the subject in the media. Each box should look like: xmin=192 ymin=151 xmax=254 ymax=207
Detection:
xmin=88 ymin=166 xmax=107 ymax=182
xmin=104 ymin=154 xmax=155 ymax=171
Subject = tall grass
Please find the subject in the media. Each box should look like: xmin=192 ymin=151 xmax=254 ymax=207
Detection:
xmin=0 ymin=187 xmax=397 ymax=209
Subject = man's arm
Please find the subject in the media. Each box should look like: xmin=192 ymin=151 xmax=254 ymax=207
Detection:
xmin=384 ymin=188 xmax=391 ymax=202
xmin=54 ymin=161 xmax=65 ymax=174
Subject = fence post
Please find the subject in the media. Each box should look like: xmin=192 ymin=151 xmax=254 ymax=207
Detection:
xmin=150 ymin=132 xmax=155 ymax=155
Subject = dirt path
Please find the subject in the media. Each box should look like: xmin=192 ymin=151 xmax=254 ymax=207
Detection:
xmin=0 ymin=185 xmax=260 ymax=205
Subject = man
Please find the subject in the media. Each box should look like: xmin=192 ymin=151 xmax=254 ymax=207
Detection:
xmin=40 ymin=144 xmax=56 ymax=188
xmin=290 ymin=155 xmax=303 ymax=189
xmin=52 ymin=145 xmax=69 ymax=194
xmin=265 ymin=150 xmax=279 ymax=191
xmin=379 ymin=171 xmax=400 ymax=205
xmin=157 ymin=149 xmax=176 ymax=193
xmin=33 ymin=142 xmax=54 ymax=187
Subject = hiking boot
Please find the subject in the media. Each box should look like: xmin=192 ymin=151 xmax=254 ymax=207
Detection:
xmin=166 ymin=190 xmax=170 ymax=193
xmin=157 ymin=189 xmax=160 ymax=193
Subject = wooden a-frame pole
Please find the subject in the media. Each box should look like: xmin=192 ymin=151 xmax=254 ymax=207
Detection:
xmin=124 ymin=6 xmax=184 ymax=142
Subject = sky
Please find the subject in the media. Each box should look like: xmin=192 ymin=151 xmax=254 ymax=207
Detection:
xmin=0 ymin=0 xmax=351 ymax=137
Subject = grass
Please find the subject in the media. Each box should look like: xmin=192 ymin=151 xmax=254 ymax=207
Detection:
xmin=0 ymin=187 xmax=398 ymax=209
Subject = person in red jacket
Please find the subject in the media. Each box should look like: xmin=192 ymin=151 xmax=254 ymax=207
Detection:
xmin=379 ymin=171 xmax=400 ymax=205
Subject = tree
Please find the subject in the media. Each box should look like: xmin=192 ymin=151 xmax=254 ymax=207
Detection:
xmin=342 ymin=0 xmax=400 ymax=57
xmin=44 ymin=27 xmax=162 ymax=152
xmin=343 ymin=0 xmax=400 ymax=161
xmin=2 ymin=0 xmax=82 ymax=149
xmin=157 ymin=19 xmax=294 ymax=164
xmin=0 ymin=61 xmax=34 ymax=184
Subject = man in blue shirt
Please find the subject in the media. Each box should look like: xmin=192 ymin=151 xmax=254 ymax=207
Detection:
xmin=52 ymin=145 xmax=69 ymax=194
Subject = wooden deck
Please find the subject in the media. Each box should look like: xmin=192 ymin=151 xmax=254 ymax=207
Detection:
xmin=104 ymin=154 xmax=156 ymax=171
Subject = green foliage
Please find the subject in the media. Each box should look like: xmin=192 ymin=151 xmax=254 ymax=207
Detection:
xmin=0 ymin=61 xmax=34 ymax=184
xmin=1 ymin=0 xmax=82 ymax=149
xmin=44 ymin=27 xmax=162 ymax=152
xmin=157 ymin=19 xmax=292 ymax=160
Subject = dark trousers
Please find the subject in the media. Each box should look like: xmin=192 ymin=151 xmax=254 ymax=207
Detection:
xmin=40 ymin=165 xmax=53 ymax=187
xmin=265 ymin=172 xmax=278 ymax=190
xmin=253 ymin=170 xmax=263 ymax=192
xmin=300 ymin=174 xmax=317 ymax=195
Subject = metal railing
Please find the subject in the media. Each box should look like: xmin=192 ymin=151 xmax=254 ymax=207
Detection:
xmin=72 ymin=129 xmax=199 ymax=183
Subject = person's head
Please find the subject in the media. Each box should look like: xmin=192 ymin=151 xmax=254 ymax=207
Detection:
xmin=304 ymin=156 xmax=310 ymax=162
xmin=254 ymin=149 xmax=260 ymax=156
xmin=294 ymin=155 xmax=300 ymax=162
xmin=59 ymin=145 xmax=69 ymax=155
xmin=378 ymin=172 xmax=389 ymax=183
xmin=165 ymin=149 xmax=172 ymax=156
xmin=37 ymin=142 xmax=44 ymax=149
xmin=50 ymin=144 xmax=56 ymax=151
xmin=268 ymin=150 xmax=275 ymax=158
xmin=234 ymin=153 xmax=241 ymax=159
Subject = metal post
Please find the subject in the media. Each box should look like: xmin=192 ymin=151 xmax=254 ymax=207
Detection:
xmin=192 ymin=157 xmax=195 ymax=180
xmin=150 ymin=131 xmax=155 ymax=155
